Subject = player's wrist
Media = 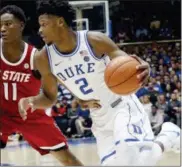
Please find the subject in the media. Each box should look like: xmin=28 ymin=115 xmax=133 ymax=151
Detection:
xmin=28 ymin=97 xmax=35 ymax=107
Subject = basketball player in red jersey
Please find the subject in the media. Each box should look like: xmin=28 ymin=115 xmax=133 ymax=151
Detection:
xmin=0 ymin=5 xmax=83 ymax=166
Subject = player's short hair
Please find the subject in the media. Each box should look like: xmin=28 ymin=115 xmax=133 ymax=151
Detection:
xmin=36 ymin=0 xmax=75 ymax=27
xmin=0 ymin=5 xmax=26 ymax=23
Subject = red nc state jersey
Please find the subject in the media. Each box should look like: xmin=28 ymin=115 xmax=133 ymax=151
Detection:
xmin=0 ymin=41 xmax=42 ymax=116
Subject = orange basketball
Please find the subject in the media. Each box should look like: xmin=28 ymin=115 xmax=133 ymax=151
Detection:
xmin=104 ymin=56 xmax=141 ymax=95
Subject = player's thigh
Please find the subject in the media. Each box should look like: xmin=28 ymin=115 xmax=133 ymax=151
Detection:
xmin=0 ymin=116 xmax=17 ymax=143
xmin=20 ymin=115 xmax=68 ymax=155
xmin=113 ymin=107 xmax=154 ymax=165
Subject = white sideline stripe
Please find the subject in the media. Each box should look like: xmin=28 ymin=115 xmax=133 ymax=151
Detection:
xmin=40 ymin=142 xmax=66 ymax=150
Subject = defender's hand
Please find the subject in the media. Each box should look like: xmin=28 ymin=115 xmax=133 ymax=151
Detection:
xmin=131 ymin=55 xmax=150 ymax=86
xmin=18 ymin=97 xmax=35 ymax=120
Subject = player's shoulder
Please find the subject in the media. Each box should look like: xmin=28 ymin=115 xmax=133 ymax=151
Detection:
xmin=34 ymin=46 xmax=47 ymax=62
xmin=87 ymin=31 xmax=108 ymax=44
xmin=25 ymin=41 xmax=37 ymax=50
xmin=87 ymin=31 xmax=113 ymax=50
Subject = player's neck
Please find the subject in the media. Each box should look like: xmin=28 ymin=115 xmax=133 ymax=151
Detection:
xmin=54 ymin=28 xmax=77 ymax=54
xmin=2 ymin=39 xmax=25 ymax=63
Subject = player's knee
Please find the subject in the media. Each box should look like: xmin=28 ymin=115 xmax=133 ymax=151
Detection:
xmin=0 ymin=140 xmax=7 ymax=149
xmin=102 ymin=157 xmax=130 ymax=166
xmin=50 ymin=148 xmax=83 ymax=165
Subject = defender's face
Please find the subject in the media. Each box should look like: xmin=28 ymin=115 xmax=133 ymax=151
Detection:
xmin=0 ymin=13 xmax=23 ymax=43
xmin=38 ymin=14 xmax=62 ymax=44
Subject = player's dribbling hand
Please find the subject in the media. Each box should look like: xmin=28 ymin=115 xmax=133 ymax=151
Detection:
xmin=76 ymin=99 xmax=101 ymax=109
xmin=131 ymin=55 xmax=150 ymax=86
xmin=18 ymin=97 xmax=35 ymax=120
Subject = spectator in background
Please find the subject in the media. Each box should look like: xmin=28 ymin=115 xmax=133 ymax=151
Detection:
xmin=150 ymin=77 xmax=163 ymax=94
xmin=58 ymin=85 xmax=74 ymax=104
xmin=136 ymin=86 xmax=149 ymax=98
xmin=51 ymin=98 xmax=71 ymax=135
xmin=149 ymin=105 xmax=164 ymax=135
xmin=135 ymin=25 xmax=148 ymax=41
xmin=141 ymin=95 xmax=152 ymax=117
xmin=159 ymin=20 xmax=172 ymax=40
xmin=165 ymin=83 xmax=173 ymax=100
xmin=150 ymin=15 xmax=161 ymax=40
xmin=114 ymin=29 xmax=130 ymax=43
xmin=75 ymin=107 xmax=92 ymax=138
xmin=156 ymin=94 xmax=168 ymax=122
xmin=66 ymin=99 xmax=80 ymax=137
xmin=166 ymin=93 xmax=181 ymax=125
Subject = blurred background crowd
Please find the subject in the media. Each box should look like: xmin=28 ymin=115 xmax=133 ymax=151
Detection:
xmin=2 ymin=0 xmax=180 ymax=141
xmin=111 ymin=0 xmax=180 ymax=43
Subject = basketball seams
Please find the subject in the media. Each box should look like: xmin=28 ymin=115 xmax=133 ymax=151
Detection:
xmin=105 ymin=59 xmax=133 ymax=84
xmin=108 ymin=70 xmax=139 ymax=88
xmin=107 ymin=59 xmax=139 ymax=87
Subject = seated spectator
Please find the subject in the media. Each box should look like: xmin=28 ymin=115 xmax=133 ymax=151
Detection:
xmin=149 ymin=105 xmax=164 ymax=135
xmin=66 ymin=99 xmax=79 ymax=137
xmin=175 ymin=81 xmax=181 ymax=92
xmin=165 ymin=83 xmax=173 ymax=100
xmin=114 ymin=29 xmax=130 ymax=43
xmin=51 ymin=98 xmax=71 ymax=135
xmin=150 ymin=77 xmax=163 ymax=94
xmin=141 ymin=95 xmax=152 ymax=117
xmin=156 ymin=94 xmax=168 ymax=115
xmin=75 ymin=107 xmax=92 ymax=138
xmin=135 ymin=25 xmax=148 ymax=41
xmin=159 ymin=20 xmax=172 ymax=39
xmin=57 ymin=85 xmax=74 ymax=104
xmin=166 ymin=93 xmax=181 ymax=126
xmin=150 ymin=15 xmax=161 ymax=40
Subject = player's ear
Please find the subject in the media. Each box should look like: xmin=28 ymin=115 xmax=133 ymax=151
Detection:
xmin=57 ymin=17 xmax=64 ymax=27
xmin=20 ymin=22 xmax=25 ymax=32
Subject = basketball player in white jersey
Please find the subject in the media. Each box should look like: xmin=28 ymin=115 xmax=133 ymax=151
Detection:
xmin=19 ymin=0 xmax=180 ymax=166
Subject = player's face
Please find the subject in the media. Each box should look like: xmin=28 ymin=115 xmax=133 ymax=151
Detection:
xmin=38 ymin=14 xmax=62 ymax=44
xmin=0 ymin=13 xmax=23 ymax=43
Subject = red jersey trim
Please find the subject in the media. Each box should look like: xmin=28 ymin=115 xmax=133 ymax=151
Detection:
xmin=30 ymin=48 xmax=37 ymax=70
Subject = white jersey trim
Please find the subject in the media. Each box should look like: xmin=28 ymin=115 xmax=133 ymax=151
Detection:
xmin=40 ymin=142 xmax=66 ymax=150
xmin=1 ymin=42 xmax=28 ymax=66
xmin=84 ymin=31 xmax=103 ymax=61
xmin=30 ymin=48 xmax=37 ymax=70
xmin=45 ymin=45 xmax=54 ymax=73
xmin=52 ymin=31 xmax=80 ymax=57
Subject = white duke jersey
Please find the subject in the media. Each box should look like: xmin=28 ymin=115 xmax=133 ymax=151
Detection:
xmin=46 ymin=30 xmax=129 ymax=117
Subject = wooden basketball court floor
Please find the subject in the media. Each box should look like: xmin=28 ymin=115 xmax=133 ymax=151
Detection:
xmin=1 ymin=138 xmax=181 ymax=166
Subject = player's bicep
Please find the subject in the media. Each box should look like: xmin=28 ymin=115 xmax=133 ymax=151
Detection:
xmin=34 ymin=48 xmax=57 ymax=101
xmin=41 ymin=73 xmax=58 ymax=101
xmin=88 ymin=31 xmax=128 ymax=59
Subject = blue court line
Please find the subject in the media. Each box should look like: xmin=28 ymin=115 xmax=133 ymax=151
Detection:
xmin=0 ymin=163 xmax=14 ymax=166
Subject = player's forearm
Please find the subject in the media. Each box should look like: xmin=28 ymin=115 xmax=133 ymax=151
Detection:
xmin=29 ymin=93 xmax=57 ymax=110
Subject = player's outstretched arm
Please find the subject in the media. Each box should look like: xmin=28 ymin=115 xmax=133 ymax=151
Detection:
xmin=18 ymin=48 xmax=58 ymax=120
xmin=87 ymin=31 xmax=150 ymax=86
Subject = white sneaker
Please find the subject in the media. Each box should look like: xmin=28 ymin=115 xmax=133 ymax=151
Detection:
xmin=8 ymin=134 xmax=20 ymax=141
xmin=155 ymin=122 xmax=180 ymax=153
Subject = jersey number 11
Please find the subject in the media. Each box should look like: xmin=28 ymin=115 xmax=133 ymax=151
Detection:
xmin=3 ymin=83 xmax=17 ymax=101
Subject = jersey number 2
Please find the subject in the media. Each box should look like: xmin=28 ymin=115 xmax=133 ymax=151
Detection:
xmin=75 ymin=78 xmax=93 ymax=95
xmin=3 ymin=83 xmax=17 ymax=101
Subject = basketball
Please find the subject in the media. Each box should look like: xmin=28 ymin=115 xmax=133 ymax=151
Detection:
xmin=104 ymin=56 xmax=141 ymax=95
